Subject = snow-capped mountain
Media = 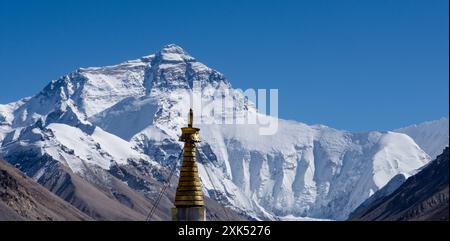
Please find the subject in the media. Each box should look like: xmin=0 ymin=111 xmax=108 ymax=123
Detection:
xmin=0 ymin=44 xmax=438 ymax=220
xmin=395 ymin=118 xmax=449 ymax=159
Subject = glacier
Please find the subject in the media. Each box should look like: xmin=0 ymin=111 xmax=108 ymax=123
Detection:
xmin=395 ymin=118 xmax=449 ymax=159
xmin=0 ymin=44 xmax=442 ymax=220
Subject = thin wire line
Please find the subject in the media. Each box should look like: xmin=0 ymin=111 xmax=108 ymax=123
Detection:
xmin=198 ymin=150 xmax=231 ymax=221
xmin=145 ymin=150 xmax=182 ymax=221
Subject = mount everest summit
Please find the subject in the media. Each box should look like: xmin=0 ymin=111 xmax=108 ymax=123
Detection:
xmin=0 ymin=44 xmax=448 ymax=220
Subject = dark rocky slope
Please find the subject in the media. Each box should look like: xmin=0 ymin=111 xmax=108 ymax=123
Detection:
xmin=0 ymin=159 xmax=91 ymax=220
xmin=1 ymin=156 xmax=247 ymax=221
xmin=349 ymin=147 xmax=449 ymax=221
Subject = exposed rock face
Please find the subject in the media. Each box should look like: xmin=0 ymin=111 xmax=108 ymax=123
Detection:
xmin=0 ymin=159 xmax=91 ymax=221
xmin=349 ymin=147 xmax=449 ymax=221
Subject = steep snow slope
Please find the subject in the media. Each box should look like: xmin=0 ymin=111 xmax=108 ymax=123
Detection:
xmin=395 ymin=118 xmax=449 ymax=159
xmin=1 ymin=118 xmax=152 ymax=175
xmin=349 ymin=147 xmax=449 ymax=221
xmin=0 ymin=44 xmax=436 ymax=220
xmin=0 ymin=98 xmax=28 ymax=141
xmin=134 ymin=118 xmax=429 ymax=220
xmin=47 ymin=123 xmax=150 ymax=171
xmin=5 ymin=57 xmax=149 ymax=130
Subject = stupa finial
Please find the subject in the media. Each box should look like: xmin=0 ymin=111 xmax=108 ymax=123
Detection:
xmin=188 ymin=108 xmax=193 ymax=127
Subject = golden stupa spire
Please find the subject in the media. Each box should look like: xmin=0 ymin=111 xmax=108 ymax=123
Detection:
xmin=172 ymin=109 xmax=205 ymax=220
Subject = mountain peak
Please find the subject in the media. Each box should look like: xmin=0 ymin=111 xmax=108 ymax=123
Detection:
xmin=161 ymin=43 xmax=185 ymax=52
xmin=156 ymin=44 xmax=195 ymax=62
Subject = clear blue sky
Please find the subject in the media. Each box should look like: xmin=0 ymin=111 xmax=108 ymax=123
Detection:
xmin=0 ymin=0 xmax=448 ymax=131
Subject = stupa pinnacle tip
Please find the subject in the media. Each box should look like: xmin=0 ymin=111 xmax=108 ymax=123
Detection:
xmin=188 ymin=108 xmax=193 ymax=127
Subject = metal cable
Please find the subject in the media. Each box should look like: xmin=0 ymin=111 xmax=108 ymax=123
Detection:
xmin=145 ymin=149 xmax=182 ymax=221
xmin=197 ymin=150 xmax=231 ymax=221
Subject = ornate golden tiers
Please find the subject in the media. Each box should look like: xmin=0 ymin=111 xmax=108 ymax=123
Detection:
xmin=174 ymin=109 xmax=204 ymax=207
